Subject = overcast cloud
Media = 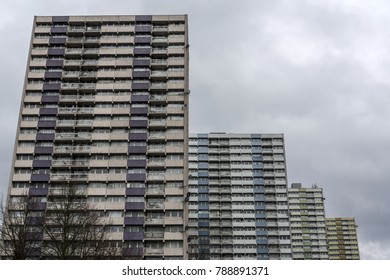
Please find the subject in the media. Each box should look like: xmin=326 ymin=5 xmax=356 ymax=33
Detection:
xmin=1 ymin=0 xmax=389 ymax=259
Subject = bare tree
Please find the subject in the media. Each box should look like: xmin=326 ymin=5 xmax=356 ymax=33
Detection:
xmin=42 ymin=186 xmax=117 ymax=259
xmin=1 ymin=187 xmax=119 ymax=260
xmin=0 ymin=196 xmax=44 ymax=259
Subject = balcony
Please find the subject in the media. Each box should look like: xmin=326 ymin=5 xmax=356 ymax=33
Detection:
xmin=59 ymin=94 xmax=94 ymax=103
xmin=152 ymin=48 xmax=168 ymax=55
xmin=149 ymin=95 xmax=167 ymax=103
xmin=61 ymin=71 xmax=97 ymax=80
xmin=53 ymin=146 xmax=91 ymax=154
xmin=152 ymin=38 xmax=168 ymax=44
xmin=50 ymin=173 xmax=88 ymax=181
xmin=147 ymin=160 xmax=165 ymax=167
xmin=148 ymin=133 xmax=166 ymax=140
xmin=145 ymin=202 xmax=164 ymax=209
xmin=150 ymin=71 xmax=167 ymax=78
xmin=145 ymin=187 xmax=164 ymax=195
xmin=144 ymin=232 xmax=164 ymax=239
xmin=151 ymin=59 xmax=167 ymax=67
xmin=55 ymin=132 xmax=91 ymax=141
xmin=150 ymin=83 xmax=167 ymax=90
xmin=65 ymin=48 xmax=83 ymax=56
xmin=152 ymin=26 xmax=168 ymax=32
xmin=144 ymin=248 xmax=164 ymax=255
xmin=144 ymin=217 xmax=164 ymax=225
xmin=51 ymin=160 xmax=89 ymax=167
xmin=149 ymin=107 xmax=167 ymax=114
xmin=147 ymin=146 xmax=166 ymax=153
xmin=148 ymin=120 xmax=167 ymax=127
xmin=67 ymin=37 xmax=84 ymax=44
xmin=83 ymin=48 xmax=99 ymax=55
xmin=147 ymin=174 xmax=165 ymax=181
xmin=58 ymin=107 xmax=94 ymax=115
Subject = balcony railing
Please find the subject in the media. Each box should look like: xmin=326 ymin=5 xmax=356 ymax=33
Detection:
xmin=144 ymin=232 xmax=164 ymax=239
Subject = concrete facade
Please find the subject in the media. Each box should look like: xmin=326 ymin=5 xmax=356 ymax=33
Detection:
xmin=188 ymin=133 xmax=292 ymax=260
xmin=6 ymin=15 xmax=189 ymax=259
xmin=326 ymin=217 xmax=360 ymax=260
xmin=288 ymin=183 xmax=329 ymax=259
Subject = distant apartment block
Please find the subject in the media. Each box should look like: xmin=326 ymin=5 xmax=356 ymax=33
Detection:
xmin=5 ymin=14 xmax=189 ymax=259
xmin=187 ymin=133 xmax=292 ymax=260
xmin=326 ymin=218 xmax=360 ymax=260
xmin=288 ymin=183 xmax=329 ymax=259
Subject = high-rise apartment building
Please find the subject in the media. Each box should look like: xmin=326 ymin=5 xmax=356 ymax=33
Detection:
xmin=188 ymin=133 xmax=292 ymax=260
xmin=287 ymin=183 xmax=328 ymax=259
xmin=326 ymin=217 xmax=360 ymax=260
xmin=5 ymin=15 xmax=189 ymax=259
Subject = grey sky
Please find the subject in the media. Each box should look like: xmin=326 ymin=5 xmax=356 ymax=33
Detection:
xmin=1 ymin=0 xmax=389 ymax=259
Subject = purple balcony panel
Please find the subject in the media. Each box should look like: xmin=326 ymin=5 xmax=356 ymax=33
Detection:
xmin=43 ymin=83 xmax=61 ymax=91
xmin=135 ymin=15 xmax=152 ymax=22
xmin=134 ymin=47 xmax=151 ymax=55
xmin=133 ymin=58 xmax=150 ymax=67
xmin=30 ymin=248 xmax=43 ymax=257
xmin=51 ymin=26 xmax=67 ymax=34
xmin=41 ymin=95 xmax=60 ymax=103
xmin=134 ymin=36 xmax=151 ymax=44
xmin=48 ymin=48 xmax=65 ymax=56
xmin=126 ymin=173 xmax=146 ymax=182
xmin=37 ymin=120 xmax=56 ymax=128
xmin=129 ymin=120 xmax=148 ymax=128
xmin=123 ymin=247 xmax=143 ymax=256
xmin=49 ymin=37 xmax=66 ymax=45
xmin=128 ymin=146 xmax=147 ymax=154
xmin=132 ymin=70 xmax=150 ymax=78
xmin=127 ymin=159 xmax=146 ymax=167
xmin=32 ymin=159 xmax=52 ymax=168
xmin=123 ymin=232 xmax=144 ymax=241
xmin=52 ymin=16 xmax=69 ymax=23
xmin=125 ymin=202 xmax=145 ymax=211
xmin=26 ymin=216 xmax=45 ymax=226
xmin=44 ymin=72 xmax=62 ymax=79
xmin=126 ymin=188 xmax=145 ymax=196
xmin=131 ymin=82 xmax=149 ymax=90
xmin=27 ymin=202 xmax=47 ymax=211
xmin=129 ymin=132 xmax=148 ymax=141
xmin=34 ymin=146 xmax=53 ymax=155
xmin=124 ymin=217 xmax=144 ymax=226
xmin=29 ymin=188 xmax=49 ymax=197
xmin=39 ymin=108 xmax=58 ymax=116
xmin=31 ymin=174 xmax=50 ymax=182
xmin=130 ymin=107 xmax=148 ymax=115
xmin=131 ymin=95 xmax=149 ymax=102
xmin=46 ymin=60 xmax=64 ymax=68
xmin=26 ymin=232 xmax=44 ymax=241
xmin=36 ymin=133 xmax=55 ymax=141
xmin=123 ymin=232 xmax=144 ymax=242
xmin=135 ymin=25 xmax=152 ymax=33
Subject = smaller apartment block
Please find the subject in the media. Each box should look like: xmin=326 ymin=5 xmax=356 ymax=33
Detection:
xmin=326 ymin=218 xmax=360 ymax=260
xmin=188 ymin=133 xmax=292 ymax=260
xmin=288 ymin=183 xmax=328 ymax=259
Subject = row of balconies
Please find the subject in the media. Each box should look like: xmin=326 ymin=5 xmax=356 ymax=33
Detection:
xmin=18 ymin=118 xmax=185 ymax=129
xmin=18 ymin=132 xmax=184 ymax=144
xmin=60 ymin=23 xmax=184 ymax=33
xmin=12 ymin=170 xmax=185 ymax=182
xmin=28 ymin=58 xmax=185 ymax=70
xmin=26 ymin=82 xmax=185 ymax=93
xmin=32 ymin=35 xmax=185 ymax=47
xmin=34 ymin=46 xmax=183 ymax=56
